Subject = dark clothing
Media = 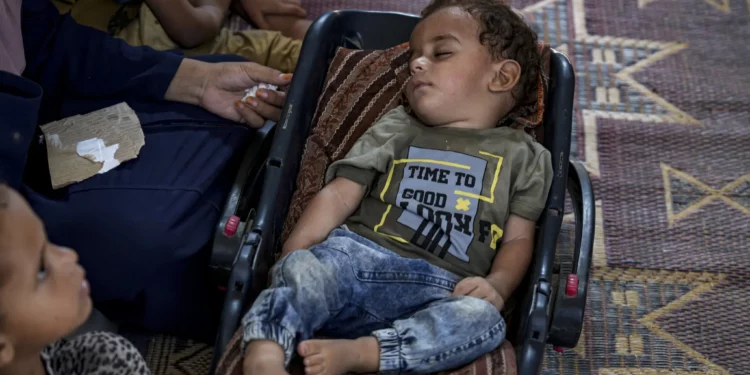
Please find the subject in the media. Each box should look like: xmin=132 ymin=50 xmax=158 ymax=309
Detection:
xmin=1 ymin=0 xmax=250 ymax=338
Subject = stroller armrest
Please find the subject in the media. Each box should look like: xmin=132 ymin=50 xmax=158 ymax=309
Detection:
xmin=212 ymin=231 xmax=262 ymax=372
xmin=209 ymin=121 xmax=275 ymax=286
xmin=548 ymin=160 xmax=595 ymax=348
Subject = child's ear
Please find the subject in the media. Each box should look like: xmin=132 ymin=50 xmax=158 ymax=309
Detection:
xmin=0 ymin=335 xmax=15 ymax=368
xmin=489 ymin=59 xmax=521 ymax=93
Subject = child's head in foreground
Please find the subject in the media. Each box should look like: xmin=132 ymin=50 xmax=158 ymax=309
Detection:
xmin=0 ymin=184 xmax=92 ymax=370
xmin=407 ymin=0 xmax=541 ymax=129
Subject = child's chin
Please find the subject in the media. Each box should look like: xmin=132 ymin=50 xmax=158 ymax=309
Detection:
xmin=76 ymin=296 xmax=94 ymax=325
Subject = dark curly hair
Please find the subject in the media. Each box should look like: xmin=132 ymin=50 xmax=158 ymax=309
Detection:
xmin=421 ymin=0 xmax=541 ymax=108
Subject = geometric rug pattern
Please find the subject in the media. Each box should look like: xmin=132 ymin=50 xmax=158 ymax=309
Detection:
xmin=142 ymin=0 xmax=750 ymax=374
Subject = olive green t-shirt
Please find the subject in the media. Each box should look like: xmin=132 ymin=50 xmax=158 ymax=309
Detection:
xmin=325 ymin=106 xmax=553 ymax=278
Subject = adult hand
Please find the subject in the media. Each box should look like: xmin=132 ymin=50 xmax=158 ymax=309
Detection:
xmin=201 ymin=62 xmax=293 ymax=126
xmin=165 ymin=59 xmax=293 ymax=127
xmin=452 ymin=277 xmax=505 ymax=311
xmin=239 ymin=0 xmax=307 ymax=30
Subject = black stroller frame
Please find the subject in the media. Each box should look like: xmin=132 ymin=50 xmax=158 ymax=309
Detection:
xmin=208 ymin=10 xmax=594 ymax=375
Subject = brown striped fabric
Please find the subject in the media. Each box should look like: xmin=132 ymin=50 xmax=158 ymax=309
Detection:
xmin=279 ymin=45 xmax=412 ymax=244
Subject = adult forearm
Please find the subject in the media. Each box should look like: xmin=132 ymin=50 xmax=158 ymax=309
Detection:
xmin=21 ymin=0 xmax=182 ymax=107
xmin=164 ymin=58 xmax=208 ymax=106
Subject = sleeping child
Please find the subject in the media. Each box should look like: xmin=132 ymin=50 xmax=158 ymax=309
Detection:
xmin=240 ymin=0 xmax=552 ymax=374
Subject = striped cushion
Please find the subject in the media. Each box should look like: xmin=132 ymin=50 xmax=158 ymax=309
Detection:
xmin=280 ymin=45 xmax=412 ymax=243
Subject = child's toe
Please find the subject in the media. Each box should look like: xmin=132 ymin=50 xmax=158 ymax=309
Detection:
xmin=299 ymin=340 xmax=323 ymax=357
xmin=305 ymin=364 xmax=325 ymax=375
xmin=297 ymin=342 xmax=310 ymax=357
xmin=306 ymin=353 xmax=326 ymax=366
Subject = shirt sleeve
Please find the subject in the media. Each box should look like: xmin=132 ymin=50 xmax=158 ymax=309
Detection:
xmin=21 ymin=0 xmax=182 ymax=104
xmin=509 ymin=147 xmax=553 ymax=222
xmin=324 ymin=107 xmax=412 ymax=191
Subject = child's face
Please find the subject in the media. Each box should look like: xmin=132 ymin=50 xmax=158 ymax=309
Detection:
xmin=407 ymin=7 xmax=516 ymax=128
xmin=0 ymin=186 xmax=92 ymax=364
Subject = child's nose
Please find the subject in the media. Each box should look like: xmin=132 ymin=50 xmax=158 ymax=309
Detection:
xmin=409 ymin=57 xmax=427 ymax=74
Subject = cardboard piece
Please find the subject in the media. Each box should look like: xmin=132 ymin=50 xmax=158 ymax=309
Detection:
xmin=40 ymin=102 xmax=145 ymax=189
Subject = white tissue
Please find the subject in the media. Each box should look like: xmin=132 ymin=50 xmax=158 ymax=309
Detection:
xmin=242 ymin=84 xmax=278 ymax=102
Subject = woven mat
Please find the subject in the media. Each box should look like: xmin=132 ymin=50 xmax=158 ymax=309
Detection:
xmin=140 ymin=0 xmax=750 ymax=374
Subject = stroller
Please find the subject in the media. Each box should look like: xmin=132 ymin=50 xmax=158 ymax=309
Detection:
xmin=207 ymin=9 xmax=594 ymax=375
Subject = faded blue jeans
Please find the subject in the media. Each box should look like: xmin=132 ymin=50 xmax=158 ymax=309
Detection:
xmin=241 ymin=228 xmax=505 ymax=374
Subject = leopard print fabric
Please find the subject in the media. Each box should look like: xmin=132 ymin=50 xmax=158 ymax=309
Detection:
xmin=41 ymin=331 xmax=150 ymax=375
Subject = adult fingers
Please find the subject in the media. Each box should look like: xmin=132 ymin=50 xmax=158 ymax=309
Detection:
xmin=243 ymin=96 xmax=282 ymax=122
xmin=239 ymin=63 xmax=293 ymax=86
xmin=235 ymin=101 xmax=266 ymax=128
xmin=255 ymin=89 xmax=286 ymax=108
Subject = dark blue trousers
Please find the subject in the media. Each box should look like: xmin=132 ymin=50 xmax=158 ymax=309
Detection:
xmin=23 ymin=55 xmax=251 ymax=339
xmin=3 ymin=0 xmax=263 ymax=340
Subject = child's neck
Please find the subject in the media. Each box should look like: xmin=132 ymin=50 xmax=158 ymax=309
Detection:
xmin=433 ymin=114 xmax=506 ymax=130
xmin=1 ymin=354 xmax=46 ymax=375
xmin=435 ymin=120 xmax=495 ymax=130
xmin=424 ymin=109 xmax=509 ymax=131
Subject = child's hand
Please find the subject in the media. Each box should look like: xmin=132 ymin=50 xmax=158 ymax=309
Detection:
xmin=238 ymin=0 xmax=307 ymax=30
xmin=452 ymin=277 xmax=505 ymax=311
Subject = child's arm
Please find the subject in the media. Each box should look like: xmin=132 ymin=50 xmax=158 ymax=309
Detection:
xmin=452 ymin=214 xmax=535 ymax=310
xmin=281 ymin=177 xmax=367 ymax=257
xmin=453 ymin=147 xmax=552 ymax=311
xmin=265 ymin=14 xmax=312 ymax=40
xmin=280 ymin=108 xmax=411 ymax=258
xmin=231 ymin=0 xmax=307 ymax=31
xmin=484 ymin=214 xmax=536 ymax=302
xmin=145 ymin=0 xmax=231 ymax=48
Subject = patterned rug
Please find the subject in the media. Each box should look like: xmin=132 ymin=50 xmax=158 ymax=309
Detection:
xmin=140 ymin=0 xmax=750 ymax=374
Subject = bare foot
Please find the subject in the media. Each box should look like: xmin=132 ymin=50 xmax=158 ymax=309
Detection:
xmin=243 ymin=340 xmax=289 ymax=375
xmin=297 ymin=337 xmax=380 ymax=375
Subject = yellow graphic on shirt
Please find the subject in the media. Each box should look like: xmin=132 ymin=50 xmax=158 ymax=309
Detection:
xmin=453 ymin=151 xmax=504 ymax=203
xmin=379 ymin=153 xmax=503 ymax=204
xmin=372 ymin=147 xmax=505 ymax=261
xmin=489 ymin=224 xmax=504 ymax=250
xmin=373 ymin=205 xmax=409 ymax=244
xmin=455 ymin=198 xmax=471 ymax=211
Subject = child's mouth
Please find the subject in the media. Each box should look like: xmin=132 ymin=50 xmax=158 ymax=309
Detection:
xmin=412 ymin=81 xmax=429 ymax=92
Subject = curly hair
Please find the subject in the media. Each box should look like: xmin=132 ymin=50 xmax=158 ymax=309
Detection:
xmin=421 ymin=0 xmax=541 ymax=108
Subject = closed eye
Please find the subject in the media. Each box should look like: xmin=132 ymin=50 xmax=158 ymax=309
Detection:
xmin=435 ymin=52 xmax=452 ymax=58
